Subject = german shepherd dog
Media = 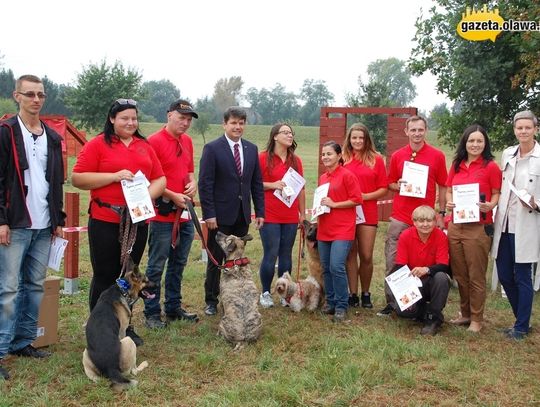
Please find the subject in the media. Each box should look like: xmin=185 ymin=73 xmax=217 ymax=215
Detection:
xmin=302 ymin=219 xmax=324 ymax=291
xmin=215 ymin=232 xmax=262 ymax=351
xmin=82 ymin=260 xmax=156 ymax=391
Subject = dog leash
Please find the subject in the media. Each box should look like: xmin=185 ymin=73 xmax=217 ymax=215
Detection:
xmin=295 ymin=223 xmax=305 ymax=282
xmin=185 ymin=201 xmax=227 ymax=270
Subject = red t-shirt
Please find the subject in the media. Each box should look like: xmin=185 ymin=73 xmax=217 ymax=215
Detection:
xmin=73 ymin=134 xmax=164 ymax=223
xmin=317 ymin=166 xmax=363 ymax=241
xmin=395 ymin=226 xmax=449 ymax=268
xmin=148 ymin=128 xmax=194 ymax=223
xmin=388 ymin=143 xmax=448 ymax=225
xmin=343 ymin=154 xmax=388 ymax=225
xmin=259 ymin=151 xmax=304 ymax=224
xmin=446 ymin=158 xmax=502 ymax=224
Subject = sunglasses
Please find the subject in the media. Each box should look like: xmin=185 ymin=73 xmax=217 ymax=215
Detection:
xmin=114 ymin=98 xmax=137 ymax=106
xmin=410 ymin=151 xmax=417 ymax=161
xmin=17 ymin=91 xmax=47 ymax=100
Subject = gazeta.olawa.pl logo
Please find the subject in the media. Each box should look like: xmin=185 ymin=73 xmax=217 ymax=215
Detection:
xmin=457 ymin=4 xmax=540 ymax=42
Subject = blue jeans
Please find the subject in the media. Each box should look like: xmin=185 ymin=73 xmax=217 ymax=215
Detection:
xmin=496 ymin=232 xmax=533 ymax=333
xmin=318 ymin=240 xmax=352 ymax=312
xmin=0 ymin=228 xmax=51 ymax=358
xmin=144 ymin=220 xmax=194 ymax=317
xmin=259 ymin=223 xmax=298 ymax=293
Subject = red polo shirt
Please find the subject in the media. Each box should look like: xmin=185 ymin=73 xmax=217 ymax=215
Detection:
xmin=259 ymin=151 xmax=304 ymax=224
xmin=446 ymin=158 xmax=502 ymax=224
xmin=395 ymin=226 xmax=449 ymax=268
xmin=73 ymin=134 xmax=164 ymax=223
xmin=344 ymin=154 xmax=388 ymax=225
xmin=317 ymin=166 xmax=363 ymax=241
xmin=148 ymin=128 xmax=194 ymax=223
xmin=388 ymin=143 xmax=447 ymax=225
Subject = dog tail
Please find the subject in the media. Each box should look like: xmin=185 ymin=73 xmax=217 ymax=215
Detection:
xmin=105 ymin=368 xmax=135 ymax=391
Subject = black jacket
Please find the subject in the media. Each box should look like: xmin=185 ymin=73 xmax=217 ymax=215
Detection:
xmin=0 ymin=115 xmax=66 ymax=230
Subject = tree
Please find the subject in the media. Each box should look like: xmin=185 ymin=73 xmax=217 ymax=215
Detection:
xmin=409 ymin=0 xmax=540 ymax=149
xmin=0 ymin=69 xmax=15 ymax=99
xmin=41 ymin=76 xmax=72 ymax=116
xmin=246 ymin=83 xmax=299 ymax=124
xmin=298 ymin=79 xmax=334 ymax=126
xmin=212 ymin=76 xmax=244 ymax=114
xmin=66 ymin=60 xmax=143 ymax=131
xmin=195 ymin=95 xmax=220 ymax=123
xmin=191 ymin=112 xmax=211 ymax=144
xmin=139 ymin=80 xmax=180 ymax=123
xmin=0 ymin=97 xmax=17 ymax=116
xmin=428 ymin=103 xmax=451 ymax=130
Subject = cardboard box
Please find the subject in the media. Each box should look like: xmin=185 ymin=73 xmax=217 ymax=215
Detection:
xmin=32 ymin=276 xmax=61 ymax=348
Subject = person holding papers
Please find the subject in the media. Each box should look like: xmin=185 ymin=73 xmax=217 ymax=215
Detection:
xmin=379 ymin=115 xmax=448 ymax=317
xmin=491 ymin=110 xmax=540 ymax=340
xmin=391 ymin=206 xmax=451 ymax=336
xmin=343 ymin=123 xmax=388 ymax=309
xmin=445 ymin=125 xmax=501 ymax=333
xmin=317 ymin=141 xmax=363 ymax=322
xmin=72 ymin=99 xmax=165 ymax=345
xmin=258 ymin=123 xmax=306 ymax=308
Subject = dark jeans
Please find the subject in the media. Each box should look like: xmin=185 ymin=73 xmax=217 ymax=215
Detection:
xmin=204 ymin=208 xmax=249 ymax=306
xmin=144 ymin=220 xmax=194 ymax=317
xmin=258 ymin=223 xmax=298 ymax=293
xmin=318 ymin=240 xmax=353 ymax=312
xmin=88 ymin=218 xmax=148 ymax=310
xmin=496 ymin=232 xmax=534 ymax=333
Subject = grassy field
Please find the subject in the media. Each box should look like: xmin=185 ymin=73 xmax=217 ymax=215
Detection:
xmin=0 ymin=124 xmax=538 ymax=406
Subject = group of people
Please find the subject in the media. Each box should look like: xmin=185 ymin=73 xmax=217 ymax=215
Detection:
xmin=0 ymin=75 xmax=538 ymax=382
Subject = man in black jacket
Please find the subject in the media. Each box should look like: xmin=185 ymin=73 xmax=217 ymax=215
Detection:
xmin=0 ymin=75 xmax=66 ymax=380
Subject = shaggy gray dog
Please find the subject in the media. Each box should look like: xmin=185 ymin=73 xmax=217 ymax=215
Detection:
xmin=216 ymin=232 xmax=262 ymax=351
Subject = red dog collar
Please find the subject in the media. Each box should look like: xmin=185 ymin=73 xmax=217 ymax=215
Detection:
xmin=223 ymin=257 xmax=250 ymax=268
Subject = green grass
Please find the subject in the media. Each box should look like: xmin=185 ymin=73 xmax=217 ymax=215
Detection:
xmin=1 ymin=124 xmax=538 ymax=406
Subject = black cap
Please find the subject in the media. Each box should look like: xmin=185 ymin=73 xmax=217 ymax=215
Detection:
xmin=168 ymin=99 xmax=198 ymax=118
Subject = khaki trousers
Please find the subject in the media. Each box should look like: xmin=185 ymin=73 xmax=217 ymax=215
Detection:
xmin=447 ymin=222 xmax=492 ymax=322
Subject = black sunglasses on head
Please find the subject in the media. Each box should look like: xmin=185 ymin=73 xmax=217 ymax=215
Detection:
xmin=114 ymin=98 xmax=137 ymax=106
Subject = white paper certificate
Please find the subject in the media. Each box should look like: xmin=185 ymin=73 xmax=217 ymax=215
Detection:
xmin=452 ymin=183 xmax=480 ymax=223
xmin=355 ymin=205 xmax=366 ymax=225
xmin=385 ymin=265 xmax=423 ymax=311
xmin=311 ymin=183 xmax=330 ymax=220
xmin=273 ymin=167 xmax=306 ymax=208
xmin=400 ymin=161 xmax=429 ymax=198
xmin=507 ymin=181 xmax=534 ymax=209
xmin=121 ymin=171 xmax=156 ymax=223
xmin=48 ymin=237 xmax=68 ymax=271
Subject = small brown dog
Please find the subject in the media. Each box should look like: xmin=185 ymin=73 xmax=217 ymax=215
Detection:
xmin=302 ymin=219 xmax=323 ymax=291
xmin=274 ymin=272 xmax=321 ymax=312
xmin=215 ymin=232 xmax=262 ymax=351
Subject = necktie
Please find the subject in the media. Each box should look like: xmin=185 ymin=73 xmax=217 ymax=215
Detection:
xmin=234 ymin=143 xmax=242 ymax=176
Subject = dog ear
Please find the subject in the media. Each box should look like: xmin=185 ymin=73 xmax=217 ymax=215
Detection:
xmin=226 ymin=239 xmax=237 ymax=253
xmin=241 ymin=234 xmax=253 ymax=242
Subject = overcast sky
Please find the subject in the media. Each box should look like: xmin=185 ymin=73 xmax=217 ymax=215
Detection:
xmin=2 ymin=0 xmax=450 ymax=113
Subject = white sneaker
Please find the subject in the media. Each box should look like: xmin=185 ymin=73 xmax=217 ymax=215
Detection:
xmin=280 ymin=297 xmax=289 ymax=307
xmin=259 ymin=291 xmax=274 ymax=308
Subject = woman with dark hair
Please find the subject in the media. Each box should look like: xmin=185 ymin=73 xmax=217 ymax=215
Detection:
xmin=258 ymin=123 xmax=305 ymax=308
xmin=72 ymin=99 xmax=165 ymax=345
xmin=445 ymin=124 xmax=501 ymax=333
xmin=317 ymin=141 xmax=363 ymax=322
xmin=343 ymin=123 xmax=388 ymax=308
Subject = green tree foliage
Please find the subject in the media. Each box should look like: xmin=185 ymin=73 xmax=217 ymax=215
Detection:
xmin=409 ymin=0 xmax=540 ymax=149
xmin=0 ymin=69 xmax=15 ymax=99
xmin=212 ymin=76 xmax=244 ymax=115
xmin=66 ymin=60 xmax=142 ymax=132
xmin=195 ymin=96 xmax=220 ymax=123
xmin=428 ymin=103 xmax=450 ymax=130
xmin=191 ymin=112 xmax=211 ymax=144
xmin=0 ymin=97 xmax=17 ymax=116
xmin=41 ymin=76 xmax=72 ymax=116
xmin=246 ymin=83 xmax=299 ymax=124
xmin=139 ymin=80 xmax=180 ymax=122
xmin=299 ymin=79 xmax=334 ymax=126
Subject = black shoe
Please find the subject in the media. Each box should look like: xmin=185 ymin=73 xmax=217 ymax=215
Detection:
xmin=420 ymin=321 xmax=442 ymax=336
xmin=204 ymin=304 xmax=217 ymax=316
xmin=166 ymin=307 xmax=199 ymax=323
xmin=505 ymin=328 xmax=527 ymax=341
xmin=9 ymin=345 xmax=51 ymax=359
xmin=126 ymin=325 xmax=144 ymax=346
xmin=321 ymin=304 xmax=335 ymax=315
xmin=145 ymin=315 xmax=167 ymax=329
xmin=376 ymin=304 xmax=394 ymax=317
xmin=332 ymin=309 xmax=346 ymax=323
xmin=348 ymin=294 xmax=360 ymax=307
xmin=361 ymin=292 xmax=373 ymax=309
xmin=0 ymin=363 xmax=9 ymax=380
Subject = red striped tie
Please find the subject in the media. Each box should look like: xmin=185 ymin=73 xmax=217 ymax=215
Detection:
xmin=234 ymin=143 xmax=242 ymax=176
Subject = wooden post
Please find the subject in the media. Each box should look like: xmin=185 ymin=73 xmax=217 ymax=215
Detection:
xmin=63 ymin=192 xmax=80 ymax=294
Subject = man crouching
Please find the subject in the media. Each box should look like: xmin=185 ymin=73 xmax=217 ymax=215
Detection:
xmin=388 ymin=205 xmax=451 ymax=336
